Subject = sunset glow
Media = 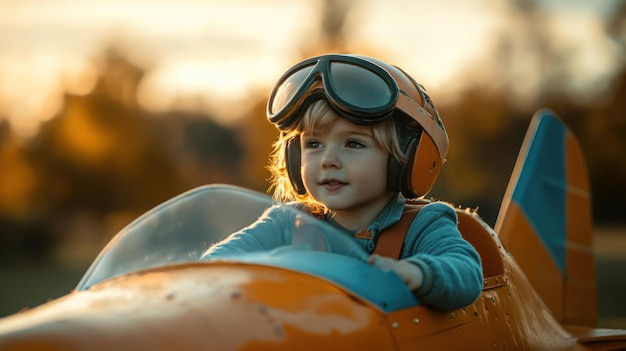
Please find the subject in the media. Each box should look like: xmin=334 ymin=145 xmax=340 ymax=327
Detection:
xmin=0 ymin=0 xmax=618 ymax=137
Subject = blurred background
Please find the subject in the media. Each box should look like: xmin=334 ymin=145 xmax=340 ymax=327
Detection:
xmin=0 ymin=0 xmax=624 ymax=328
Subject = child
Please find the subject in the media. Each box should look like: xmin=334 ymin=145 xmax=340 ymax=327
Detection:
xmin=204 ymin=54 xmax=483 ymax=310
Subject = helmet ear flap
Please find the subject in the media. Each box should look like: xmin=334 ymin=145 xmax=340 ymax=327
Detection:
xmin=286 ymin=136 xmax=307 ymax=195
xmin=409 ymin=133 xmax=442 ymax=198
xmin=387 ymin=130 xmax=419 ymax=198
xmin=388 ymin=130 xmax=442 ymax=198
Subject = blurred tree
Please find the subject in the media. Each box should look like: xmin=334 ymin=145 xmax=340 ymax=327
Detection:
xmin=0 ymin=42 xmax=256 ymax=260
xmin=20 ymin=47 xmax=184 ymax=258
xmin=149 ymin=111 xmax=246 ymax=189
xmin=300 ymin=0 xmax=360 ymax=56
xmin=0 ymin=121 xmax=36 ymax=219
xmin=28 ymin=89 xmax=182 ymax=217
xmin=606 ymin=1 xmax=626 ymax=54
xmin=234 ymin=96 xmax=280 ymax=194
xmin=490 ymin=0 xmax=570 ymax=103
xmin=434 ymin=90 xmax=529 ymax=224
xmin=0 ymin=120 xmax=50 ymax=262
xmin=318 ymin=0 xmax=356 ymax=49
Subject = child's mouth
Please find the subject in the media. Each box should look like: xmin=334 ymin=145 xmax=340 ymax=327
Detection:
xmin=321 ymin=178 xmax=347 ymax=190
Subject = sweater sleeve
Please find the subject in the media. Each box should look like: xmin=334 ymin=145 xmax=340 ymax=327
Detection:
xmin=402 ymin=202 xmax=483 ymax=310
xmin=201 ymin=205 xmax=294 ymax=259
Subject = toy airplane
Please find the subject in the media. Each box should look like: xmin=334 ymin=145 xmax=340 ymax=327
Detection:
xmin=0 ymin=110 xmax=625 ymax=350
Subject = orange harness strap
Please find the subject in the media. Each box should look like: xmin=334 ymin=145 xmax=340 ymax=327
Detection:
xmin=373 ymin=204 xmax=424 ymax=259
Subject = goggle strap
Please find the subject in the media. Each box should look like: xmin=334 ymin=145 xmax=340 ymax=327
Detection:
xmin=395 ymin=93 xmax=448 ymax=162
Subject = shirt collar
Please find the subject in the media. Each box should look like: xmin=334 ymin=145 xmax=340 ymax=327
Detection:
xmin=323 ymin=193 xmax=407 ymax=234
xmin=369 ymin=193 xmax=407 ymax=231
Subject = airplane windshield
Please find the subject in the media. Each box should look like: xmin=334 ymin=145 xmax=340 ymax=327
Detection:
xmin=77 ymin=184 xmax=370 ymax=289
xmin=76 ymin=185 xmax=417 ymax=311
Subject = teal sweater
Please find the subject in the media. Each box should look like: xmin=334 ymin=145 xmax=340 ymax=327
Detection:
xmin=204 ymin=194 xmax=483 ymax=311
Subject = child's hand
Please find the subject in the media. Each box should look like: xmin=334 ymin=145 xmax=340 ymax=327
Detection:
xmin=367 ymin=254 xmax=424 ymax=291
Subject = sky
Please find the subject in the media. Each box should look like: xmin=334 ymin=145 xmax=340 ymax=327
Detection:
xmin=0 ymin=0 xmax=620 ymax=137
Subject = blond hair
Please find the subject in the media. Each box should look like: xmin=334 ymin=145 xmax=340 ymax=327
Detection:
xmin=267 ymin=99 xmax=407 ymax=214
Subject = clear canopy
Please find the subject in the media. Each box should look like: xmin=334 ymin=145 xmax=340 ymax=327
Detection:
xmin=76 ymin=184 xmax=416 ymax=312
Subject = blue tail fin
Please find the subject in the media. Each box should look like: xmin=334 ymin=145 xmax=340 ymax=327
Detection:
xmin=495 ymin=109 xmax=596 ymax=327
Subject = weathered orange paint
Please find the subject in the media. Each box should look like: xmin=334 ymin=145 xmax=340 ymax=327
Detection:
xmin=564 ymin=130 xmax=596 ymax=328
xmin=498 ymin=202 xmax=565 ymax=321
xmin=0 ymin=263 xmax=396 ymax=351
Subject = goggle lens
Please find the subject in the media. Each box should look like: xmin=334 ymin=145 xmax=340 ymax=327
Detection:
xmin=328 ymin=62 xmax=393 ymax=109
xmin=269 ymin=65 xmax=314 ymax=114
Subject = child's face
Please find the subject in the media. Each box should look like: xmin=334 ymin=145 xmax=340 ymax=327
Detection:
xmin=300 ymin=118 xmax=394 ymax=215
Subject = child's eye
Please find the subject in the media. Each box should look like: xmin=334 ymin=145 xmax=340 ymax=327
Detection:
xmin=346 ymin=140 xmax=365 ymax=148
xmin=304 ymin=140 xmax=321 ymax=148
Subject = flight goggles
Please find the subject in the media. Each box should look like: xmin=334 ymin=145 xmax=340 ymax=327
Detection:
xmin=267 ymin=54 xmax=427 ymax=131
xmin=267 ymin=55 xmax=448 ymax=163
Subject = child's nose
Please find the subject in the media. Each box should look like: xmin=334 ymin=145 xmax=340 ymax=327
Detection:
xmin=321 ymin=145 xmax=341 ymax=169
